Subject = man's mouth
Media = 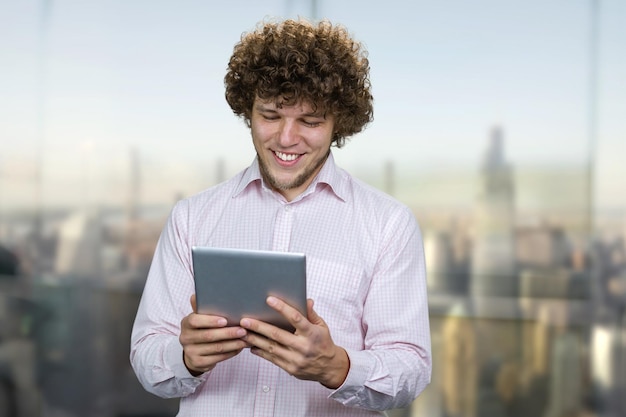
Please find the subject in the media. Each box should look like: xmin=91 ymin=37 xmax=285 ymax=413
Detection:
xmin=274 ymin=151 xmax=301 ymax=162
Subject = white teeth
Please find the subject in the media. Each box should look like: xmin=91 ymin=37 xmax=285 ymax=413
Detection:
xmin=275 ymin=151 xmax=299 ymax=161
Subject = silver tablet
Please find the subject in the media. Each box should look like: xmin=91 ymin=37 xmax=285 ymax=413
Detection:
xmin=191 ymin=246 xmax=307 ymax=332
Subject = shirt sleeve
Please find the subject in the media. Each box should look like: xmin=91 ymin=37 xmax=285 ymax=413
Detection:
xmin=329 ymin=206 xmax=432 ymax=411
xmin=129 ymin=200 xmax=208 ymax=398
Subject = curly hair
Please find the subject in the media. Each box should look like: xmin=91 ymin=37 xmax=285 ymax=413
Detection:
xmin=224 ymin=18 xmax=373 ymax=147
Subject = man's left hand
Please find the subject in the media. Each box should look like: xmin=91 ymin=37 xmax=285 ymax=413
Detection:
xmin=240 ymin=297 xmax=349 ymax=389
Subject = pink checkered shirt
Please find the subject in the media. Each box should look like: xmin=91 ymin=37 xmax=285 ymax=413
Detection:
xmin=130 ymin=153 xmax=431 ymax=416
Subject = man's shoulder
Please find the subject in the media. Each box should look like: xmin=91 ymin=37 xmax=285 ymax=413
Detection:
xmin=339 ymin=167 xmax=409 ymax=212
xmin=334 ymin=168 xmax=421 ymax=245
xmin=174 ymin=169 xmax=250 ymax=212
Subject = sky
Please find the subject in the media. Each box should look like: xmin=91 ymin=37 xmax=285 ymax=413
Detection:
xmin=0 ymin=0 xmax=624 ymax=212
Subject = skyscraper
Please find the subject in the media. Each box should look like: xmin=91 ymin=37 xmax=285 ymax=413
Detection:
xmin=471 ymin=126 xmax=517 ymax=299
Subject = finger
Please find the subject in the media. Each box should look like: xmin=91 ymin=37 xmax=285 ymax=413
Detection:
xmin=194 ymin=338 xmax=249 ymax=356
xmin=182 ymin=325 xmax=246 ymax=345
xmin=266 ymin=296 xmax=309 ymax=331
xmin=190 ymin=294 xmax=197 ymax=312
xmin=242 ymin=328 xmax=270 ymax=349
xmin=306 ymin=298 xmax=322 ymax=325
xmin=184 ymin=312 xmax=228 ymax=330
xmin=250 ymin=343 xmax=284 ymax=364
xmin=240 ymin=317 xmax=283 ymax=342
xmin=305 ymin=299 xmax=328 ymax=328
xmin=244 ymin=332 xmax=288 ymax=364
xmin=185 ymin=348 xmax=243 ymax=374
xmin=205 ymin=326 xmax=247 ymax=343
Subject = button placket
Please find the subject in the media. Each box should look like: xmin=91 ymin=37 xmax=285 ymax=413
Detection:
xmin=272 ymin=204 xmax=294 ymax=252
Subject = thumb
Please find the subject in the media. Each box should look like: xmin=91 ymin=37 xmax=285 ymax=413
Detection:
xmin=190 ymin=294 xmax=197 ymax=313
xmin=306 ymin=299 xmax=325 ymax=326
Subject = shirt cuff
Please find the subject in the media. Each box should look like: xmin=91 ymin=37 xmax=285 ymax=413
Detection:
xmin=165 ymin=337 xmax=208 ymax=392
xmin=328 ymin=348 xmax=371 ymax=406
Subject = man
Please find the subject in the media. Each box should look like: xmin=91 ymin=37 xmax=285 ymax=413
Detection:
xmin=130 ymin=18 xmax=431 ymax=416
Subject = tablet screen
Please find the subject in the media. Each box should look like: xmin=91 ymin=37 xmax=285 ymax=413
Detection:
xmin=192 ymin=246 xmax=307 ymax=332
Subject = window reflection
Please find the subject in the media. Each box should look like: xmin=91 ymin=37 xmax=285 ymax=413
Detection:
xmin=0 ymin=1 xmax=624 ymax=417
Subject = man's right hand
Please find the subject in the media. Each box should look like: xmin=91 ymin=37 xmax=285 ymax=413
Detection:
xmin=179 ymin=294 xmax=249 ymax=376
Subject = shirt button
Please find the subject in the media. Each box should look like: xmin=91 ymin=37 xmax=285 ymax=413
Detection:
xmin=262 ymin=385 xmax=270 ymax=393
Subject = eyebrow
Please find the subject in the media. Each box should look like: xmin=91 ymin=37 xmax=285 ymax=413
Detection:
xmin=254 ymin=103 xmax=326 ymax=118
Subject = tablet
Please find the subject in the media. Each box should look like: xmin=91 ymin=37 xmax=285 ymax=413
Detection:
xmin=191 ymin=246 xmax=307 ymax=332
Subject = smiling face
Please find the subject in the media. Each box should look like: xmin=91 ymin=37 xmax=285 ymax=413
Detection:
xmin=250 ymin=97 xmax=335 ymax=201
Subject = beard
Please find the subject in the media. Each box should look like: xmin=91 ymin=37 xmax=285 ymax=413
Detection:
xmin=258 ymin=148 xmax=330 ymax=194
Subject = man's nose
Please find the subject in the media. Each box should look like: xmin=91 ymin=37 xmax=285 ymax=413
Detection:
xmin=277 ymin=120 xmax=299 ymax=146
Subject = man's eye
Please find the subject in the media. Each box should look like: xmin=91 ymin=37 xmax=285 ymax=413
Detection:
xmin=303 ymin=121 xmax=321 ymax=127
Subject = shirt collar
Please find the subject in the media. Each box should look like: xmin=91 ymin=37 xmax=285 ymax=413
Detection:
xmin=233 ymin=152 xmax=348 ymax=202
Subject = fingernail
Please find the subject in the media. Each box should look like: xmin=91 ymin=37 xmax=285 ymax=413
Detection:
xmin=241 ymin=319 xmax=250 ymax=328
xmin=236 ymin=328 xmax=246 ymax=337
xmin=267 ymin=296 xmax=277 ymax=306
xmin=217 ymin=318 xmax=227 ymax=326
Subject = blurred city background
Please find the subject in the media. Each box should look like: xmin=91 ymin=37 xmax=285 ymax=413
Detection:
xmin=0 ymin=0 xmax=624 ymax=416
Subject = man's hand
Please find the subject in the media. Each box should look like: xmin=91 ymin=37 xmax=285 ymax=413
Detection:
xmin=180 ymin=294 xmax=249 ymax=376
xmin=240 ymin=297 xmax=349 ymax=389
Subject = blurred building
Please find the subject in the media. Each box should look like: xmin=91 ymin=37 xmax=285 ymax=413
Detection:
xmin=0 ymin=146 xmax=178 ymax=417
xmin=590 ymin=237 xmax=626 ymax=417
xmin=54 ymin=210 xmax=103 ymax=279
xmin=516 ymin=225 xmax=572 ymax=269
xmin=428 ymin=127 xmax=600 ymax=417
xmin=0 ymin=244 xmax=41 ymax=417
xmin=425 ymin=231 xmax=469 ymax=296
xmin=471 ymin=126 xmax=517 ymax=299
xmin=441 ymin=304 xmax=478 ymax=417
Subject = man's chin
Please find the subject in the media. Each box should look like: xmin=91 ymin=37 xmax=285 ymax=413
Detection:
xmin=266 ymin=177 xmax=300 ymax=192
